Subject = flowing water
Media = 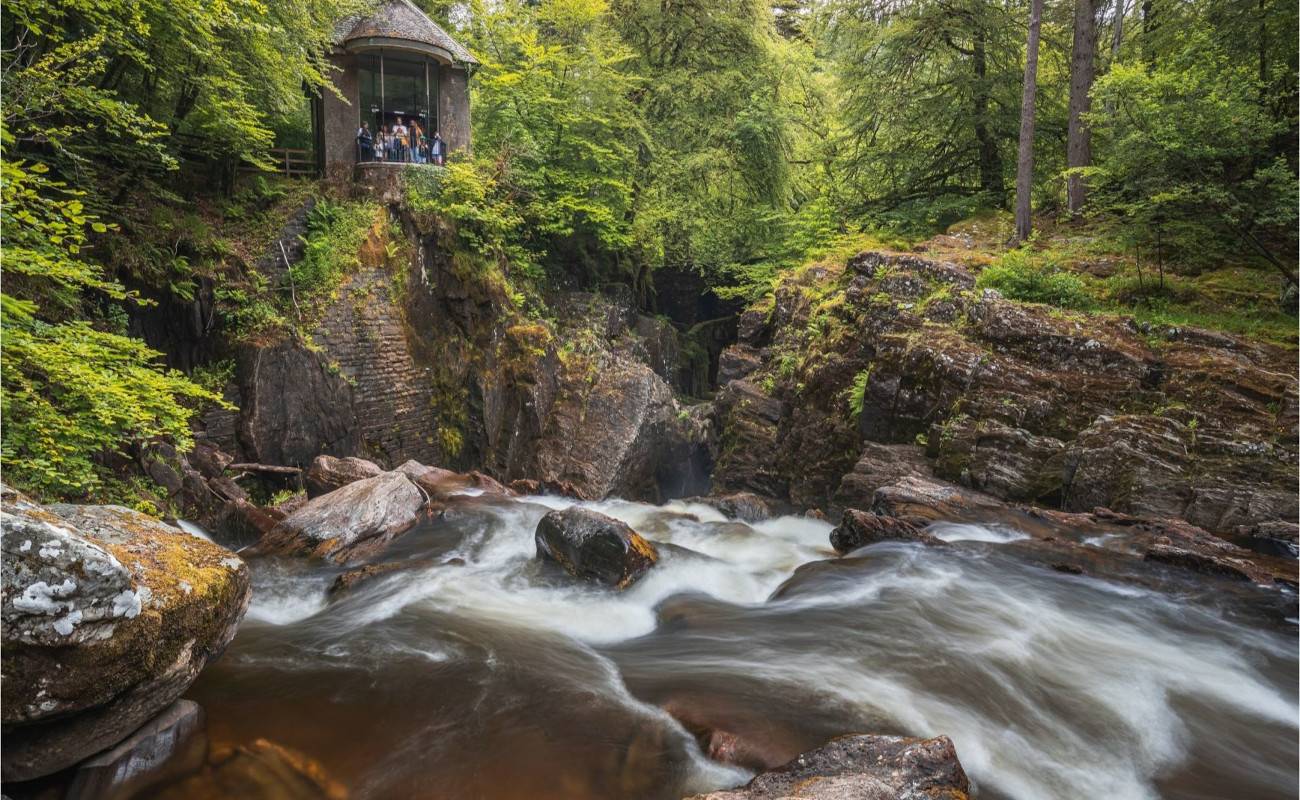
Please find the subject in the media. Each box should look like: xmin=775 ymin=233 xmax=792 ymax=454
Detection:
xmin=162 ymin=492 xmax=1297 ymax=800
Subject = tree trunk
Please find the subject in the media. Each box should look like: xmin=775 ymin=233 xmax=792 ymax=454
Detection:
xmin=1066 ymin=0 xmax=1099 ymax=216
xmin=972 ymin=28 xmax=1005 ymax=205
xmin=1141 ymin=0 xmax=1156 ymax=67
xmin=1110 ymin=0 xmax=1125 ymax=60
xmin=1013 ymin=0 xmax=1044 ymax=243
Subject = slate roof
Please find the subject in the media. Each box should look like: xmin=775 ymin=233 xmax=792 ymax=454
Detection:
xmin=335 ymin=0 xmax=477 ymax=65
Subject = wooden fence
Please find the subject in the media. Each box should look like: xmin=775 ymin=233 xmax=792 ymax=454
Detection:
xmin=238 ymin=147 xmax=317 ymax=177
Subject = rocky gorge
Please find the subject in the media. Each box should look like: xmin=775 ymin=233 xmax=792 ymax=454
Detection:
xmin=2 ymin=197 xmax=1296 ymax=799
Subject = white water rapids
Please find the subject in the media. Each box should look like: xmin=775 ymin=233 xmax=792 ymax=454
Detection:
xmin=173 ymin=492 xmax=1298 ymax=800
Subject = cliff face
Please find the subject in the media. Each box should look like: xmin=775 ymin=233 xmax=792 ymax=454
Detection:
xmin=711 ymin=251 xmax=1298 ymax=536
xmin=192 ymin=197 xmax=706 ymax=506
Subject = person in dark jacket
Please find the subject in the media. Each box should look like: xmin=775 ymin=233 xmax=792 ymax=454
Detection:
xmin=431 ymin=131 xmax=446 ymax=166
xmin=356 ymin=122 xmax=373 ymax=162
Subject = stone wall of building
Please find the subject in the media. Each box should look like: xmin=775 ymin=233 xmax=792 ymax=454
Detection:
xmin=322 ymin=52 xmax=360 ymax=181
xmin=439 ymin=67 xmax=471 ymax=154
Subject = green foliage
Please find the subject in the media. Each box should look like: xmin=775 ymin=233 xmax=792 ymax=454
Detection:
xmin=977 ymin=248 xmax=1094 ymax=309
xmin=846 ymin=367 xmax=872 ymax=422
xmin=2 ymin=320 xmax=226 ymax=497
xmin=293 ymin=200 xmax=380 ymax=300
xmin=467 ymin=0 xmax=643 ymax=277
xmin=1 ymin=147 xmax=228 ymax=498
xmin=406 ymin=162 xmax=536 ymax=280
xmin=1086 ymin=30 xmax=1297 ymax=274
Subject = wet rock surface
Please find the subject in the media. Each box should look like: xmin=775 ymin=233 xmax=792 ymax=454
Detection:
xmin=830 ymin=510 xmax=938 ymax=554
xmin=850 ymin=475 xmax=1298 ymax=591
xmin=148 ymin=739 xmax=347 ymax=800
xmin=535 ymin=507 xmax=659 ymax=588
xmin=1 ymin=490 xmax=249 ymax=781
xmin=327 ymin=558 xmax=445 ymax=598
xmin=254 ymin=471 xmax=425 ymax=564
xmin=686 ymin=734 xmax=971 ymax=800
xmin=682 ymin=492 xmax=776 ymax=523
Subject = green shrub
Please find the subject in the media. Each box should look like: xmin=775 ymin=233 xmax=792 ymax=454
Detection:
xmin=976 ymin=248 xmax=1094 ymax=309
xmin=292 ymin=199 xmax=379 ymax=299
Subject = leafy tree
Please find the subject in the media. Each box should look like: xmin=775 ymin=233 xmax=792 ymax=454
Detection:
xmin=1 ymin=151 xmax=225 ymax=497
xmin=467 ymin=0 xmax=644 ymax=280
xmin=1086 ymin=31 xmax=1298 ymax=281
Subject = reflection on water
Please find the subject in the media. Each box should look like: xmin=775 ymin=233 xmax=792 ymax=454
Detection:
xmin=155 ymin=493 xmax=1296 ymax=800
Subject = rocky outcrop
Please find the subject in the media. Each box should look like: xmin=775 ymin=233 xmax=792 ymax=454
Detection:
xmin=255 ymin=471 xmax=425 ymax=563
xmin=829 ymin=509 xmax=938 ymax=554
xmin=194 ymin=217 xmax=700 ymax=504
xmin=230 ymin=339 xmax=360 ymax=468
xmin=712 ymin=250 xmax=1297 ymax=537
xmin=513 ymin=292 xmax=702 ymax=501
xmin=859 ymin=476 xmax=1296 ymax=588
xmin=304 ymin=454 xmax=384 ymax=498
xmin=871 ymin=476 xmax=1007 ymax=526
xmin=713 ymin=380 xmax=788 ymax=500
xmin=534 ymin=507 xmax=659 ymax=588
xmin=687 ymin=734 xmax=971 ymax=800
xmin=832 ymin=442 xmax=933 ymax=512
xmin=1 ymin=490 xmax=250 ymax=781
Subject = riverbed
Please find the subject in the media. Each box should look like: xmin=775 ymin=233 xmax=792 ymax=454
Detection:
xmin=158 ymin=492 xmax=1298 ymax=799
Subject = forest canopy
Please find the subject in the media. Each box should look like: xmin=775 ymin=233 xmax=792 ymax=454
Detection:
xmin=1 ymin=0 xmax=1296 ymax=499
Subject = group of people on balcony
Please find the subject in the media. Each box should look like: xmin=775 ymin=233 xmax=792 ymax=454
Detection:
xmin=355 ymin=119 xmax=445 ymax=164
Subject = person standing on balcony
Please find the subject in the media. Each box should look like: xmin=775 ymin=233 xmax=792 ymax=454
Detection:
xmin=356 ymin=122 xmax=373 ymax=162
xmin=393 ymin=118 xmax=409 ymax=162
xmin=431 ymin=131 xmax=445 ymax=166
xmin=411 ymin=121 xmax=426 ymax=163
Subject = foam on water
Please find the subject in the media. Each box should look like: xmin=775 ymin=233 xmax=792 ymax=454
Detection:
xmin=310 ymin=497 xmax=832 ymax=644
xmin=231 ymin=503 xmax=1297 ymax=800
xmin=928 ymin=521 xmax=1030 ymax=544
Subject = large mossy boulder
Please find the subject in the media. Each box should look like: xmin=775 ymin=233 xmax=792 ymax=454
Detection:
xmin=534 ymin=507 xmax=658 ymax=589
xmin=1 ymin=488 xmax=250 ymax=781
xmin=255 ymin=471 xmax=424 ymax=563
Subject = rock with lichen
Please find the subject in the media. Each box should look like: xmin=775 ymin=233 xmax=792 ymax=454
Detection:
xmin=1 ymin=486 xmax=250 ymax=781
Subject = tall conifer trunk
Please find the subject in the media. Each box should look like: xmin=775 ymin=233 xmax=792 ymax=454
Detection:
xmin=1014 ymin=0 xmax=1044 ymax=243
xmin=1066 ymin=0 xmax=1098 ymax=216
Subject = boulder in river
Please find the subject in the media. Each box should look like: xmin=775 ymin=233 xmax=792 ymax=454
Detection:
xmin=687 ymin=733 xmax=971 ymax=800
xmin=830 ymin=509 xmax=939 ymax=554
xmin=255 ymin=471 xmax=424 ymax=563
xmin=1 ymin=489 xmax=250 ymax=781
xmin=303 ymin=454 xmax=383 ymax=498
xmin=535 ymin=507 xmax=659 ymax=588
xmin=682 ymin=492 xmax=776 ymax=523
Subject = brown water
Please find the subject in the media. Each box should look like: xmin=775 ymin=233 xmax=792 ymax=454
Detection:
xmin=157 ymin=493 xmax=1297 ymax=799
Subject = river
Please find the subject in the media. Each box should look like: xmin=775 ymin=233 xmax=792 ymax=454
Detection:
xmin=156 ymin=491 xmax=1298 ymax=799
